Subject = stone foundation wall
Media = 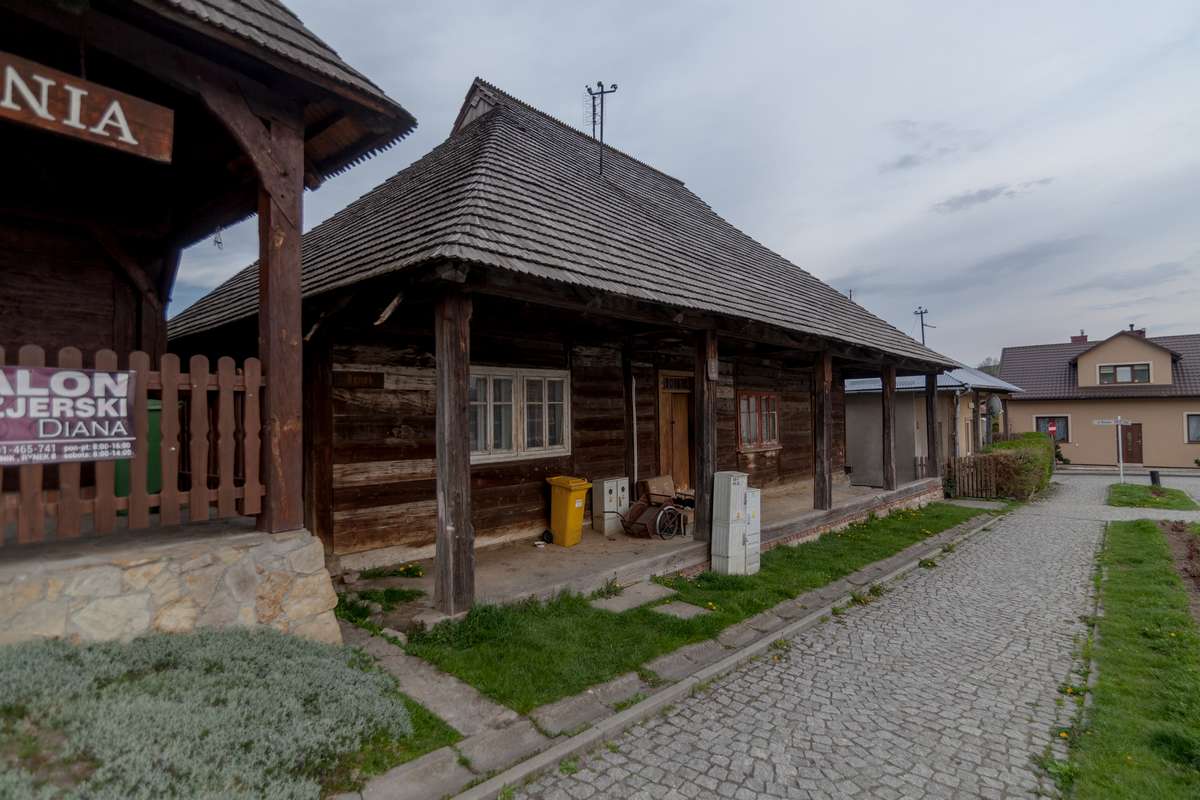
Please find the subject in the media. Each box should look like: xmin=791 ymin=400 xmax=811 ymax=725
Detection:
xmin=762 ymin=480 xmax=944 ymax=552
xmin=0 ymin=527 xmax=340 ymax=646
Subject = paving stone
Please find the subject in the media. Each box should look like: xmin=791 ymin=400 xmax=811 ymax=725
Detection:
xmin=455 ymin=719 xmax=549 ymax=774
xmin=362 ymin=746 xmax=473 ymax=800
xmin=716 ymin=622 xmax=760 ymax=648
xmin=744 ymin=612 xmax=786 ymax=634
xmin=590 ymin=581 xmax=677 ymax=612
xmin=530 ymin=691 xmax=611 ymax=735
xmin=649 ymin=601 xmax=710 ymax=620
xmin=678 ymin=639 xmax=728 ymax=668
xmin=516 ymin=475 xmax=1121 ymax=799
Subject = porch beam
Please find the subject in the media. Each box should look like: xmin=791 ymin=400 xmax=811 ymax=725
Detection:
xmin=434 ymin=290 xmax=475 ymax=614
xmin=881 ymin=365 xmax=897 ymax=491
xmin=925 ymin=373 xmax=940 ymax=478
xmin=972 ymin=390 xmax=982 ymax=453
xmin=813 ymin=351 xmax=834 ymax=510
xmin=693 ymin=330 xmax=718 ymax=542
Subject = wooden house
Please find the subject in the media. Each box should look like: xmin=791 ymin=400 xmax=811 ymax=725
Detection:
xmin=0 ymin=0 xmax=413 ymax=644
xmin=170 ymin=80 xmax=957 ymax=615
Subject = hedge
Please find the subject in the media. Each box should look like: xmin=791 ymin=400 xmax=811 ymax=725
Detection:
xmin=982 ymin=431 xmax=1055 ymax=500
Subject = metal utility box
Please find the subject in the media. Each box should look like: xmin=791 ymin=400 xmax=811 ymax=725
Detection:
xmin=713 ymin=471 xmax=752 ymax=575
xmin=745 ymin=487 xmax=761 ymax=575
xmin=713 ymin=471 xmax=748 ymax=526
xmin=591 ymin=477 xmax=629 ymax=536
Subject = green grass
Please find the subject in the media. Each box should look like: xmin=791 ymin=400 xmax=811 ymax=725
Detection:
xmin=1107 ymin=483 xmax=1199 ymax=511
xmin=335 ymin=587 xmax=425 ymax=629
xmin=1068 ymin=520 xmax=1200 ymax=798
xmin=407 ymin=502 xmax=983 ymax=712
xmin=359 ymin=563 xmax=425 ymax=580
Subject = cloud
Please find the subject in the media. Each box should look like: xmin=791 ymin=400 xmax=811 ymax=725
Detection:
xmin=878 ymin=119 xmax=988 ymax=173
xmin=932 ymin=178 xmax=1054 ymax=214
xmin=1057 ymin=259 xmax=1194 ymax=294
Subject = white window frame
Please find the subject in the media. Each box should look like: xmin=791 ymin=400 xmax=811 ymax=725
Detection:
xmin=1186 ymin=412 xmax=1200 ymax=445
xmin=1033 ymin=414 xmax=1072 ymax=443
xmin=469 ymin=366 xmax=571 ymax=464
xmin=1096 ymin=361 xmax=1153 ymax=385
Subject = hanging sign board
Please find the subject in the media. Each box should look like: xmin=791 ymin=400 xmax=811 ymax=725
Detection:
xmin=0 ymin=51 xmax=174 ymax=162
xmin=0 ymin=367 xmax=136 ymax=465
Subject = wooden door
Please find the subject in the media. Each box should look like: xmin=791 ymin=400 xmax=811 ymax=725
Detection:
xmin=1121 ymin=423 xmax=1143 ymax=464
xmin=658 ymin=372 xmax=694 ymax=491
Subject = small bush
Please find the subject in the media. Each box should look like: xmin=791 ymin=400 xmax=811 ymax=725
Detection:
xmin=984 ymin=432 xmax=1054 ymax=500
xmin=0 ymin=628 xmax=413 ymax=799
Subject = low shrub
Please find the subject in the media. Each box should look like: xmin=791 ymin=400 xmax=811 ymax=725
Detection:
xmin=984 ymin=431 xmax=1054 ymax=500
xmin=0 ymin=628 xmax=413 ymax=799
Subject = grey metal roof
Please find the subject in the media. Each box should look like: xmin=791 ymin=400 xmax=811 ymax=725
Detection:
xmin=169 ymin=79 xmax=956 ymax=369
xmin=845 ymin=366 xmax=1023 ymax=395
xmin=143 ymin=0 xmax=411 ymax=118
xmin=1000 ymin=333 xmax=1200 ymax=400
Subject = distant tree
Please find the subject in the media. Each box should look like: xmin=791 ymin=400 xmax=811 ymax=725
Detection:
xmin=976 ymin=356 xmax=1001 ymax=377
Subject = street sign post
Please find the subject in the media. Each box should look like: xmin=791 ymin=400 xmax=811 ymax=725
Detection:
xmin=1093 ymin=417 xmax=1135 ymax=483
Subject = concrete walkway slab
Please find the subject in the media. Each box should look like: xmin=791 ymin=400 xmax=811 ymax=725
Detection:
xmin=587 ymin=672 xmax=648 ymax=707
xmin=340 ymin=622 xmax=517 ymax=736
xmin=716 ymin=621 xmax=759 ymax=648
xmin=648 ymin=600 xmax=710 ymax=620
xmin=946 ymin=498 xmax=1008 ymax=510
xmin=361 ymin=746 xmax=473 ymax=800
xmin=529 ymin=692 xmax=610 ymax=735
xmin=589 ymin=580 xmax=676 ymax=612
xmin=456 ymin=719 xmax=549 ymax=775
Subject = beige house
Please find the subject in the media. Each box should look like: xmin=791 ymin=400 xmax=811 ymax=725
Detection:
xmin=845 ymin=367 xmax=1022 ymax=486
xmin=1000 ymin=328 xmax=1200 ymax=468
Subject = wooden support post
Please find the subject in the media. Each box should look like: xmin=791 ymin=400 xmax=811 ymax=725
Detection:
xmin=813 ymin=351 xmax=834 ymax=510
xmin=622 ymin=346 xmax=637 ymax=485
xmin=881 ymin=364 xmax=897 ymax=491
xmin=925 ymin=373 xmax=940 ymax=478
xmin=972 ymin=390 xmax=982 ymax=453
xmin=693 ymin=330 xmax=718 ymax=542
xmin=434 ymin=290 xmax=475 ymax=615
xmin=304 ymin=334 xmax=334 ymax=551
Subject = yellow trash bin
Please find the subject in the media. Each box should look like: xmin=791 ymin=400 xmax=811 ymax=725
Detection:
xmin=546 ymin=476 xmax=592 ymax=547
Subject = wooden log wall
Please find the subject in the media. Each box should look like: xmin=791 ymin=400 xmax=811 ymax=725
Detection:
xmin=322 ymin=299 xmax=849 ymax=557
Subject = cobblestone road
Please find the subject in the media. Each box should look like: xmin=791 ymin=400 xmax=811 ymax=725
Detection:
xmin=517 ymin=476 xmax=1172 ymax=800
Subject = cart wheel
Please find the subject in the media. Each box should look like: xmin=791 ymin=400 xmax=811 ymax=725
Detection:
xmin=655 ymin=506 xmax=682 ymax=539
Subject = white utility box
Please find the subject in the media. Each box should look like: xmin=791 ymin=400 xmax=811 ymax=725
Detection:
xmin=712 ymin=471 xmax=752 ymax=575
xmin=745 ymin=487 xmax=761 ymax=575
xmin=713 ymin=471 xmax=748 ymax=526
xmin=591 ymin=477 xmax=629 ymax=536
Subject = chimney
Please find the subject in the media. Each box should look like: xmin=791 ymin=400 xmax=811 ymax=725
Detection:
xmin=1070 ymin=329 xmax=1088 ymax=344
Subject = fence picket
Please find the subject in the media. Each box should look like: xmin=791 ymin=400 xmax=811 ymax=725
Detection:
xmin=189 ymin=355 xmax=210 ymax=523
xmin=128 ymin=351 xmax=151 ymax=529
xmin=0 ymin=346 xmax=4 ymax=545
xmin=92 ymin=349 xmax=119 ymax=533
xmin=17 ymin=345 xmax=46 ymax=543
xmin=216 ymin=357 xmax=236 ymax=518
xmin=241 ymin=358 xmax=262 ymax=516
xmin=56 ymin=347 xmax=84 ymax=537
xmin=159 ymin=354 xmax=181 ymax=525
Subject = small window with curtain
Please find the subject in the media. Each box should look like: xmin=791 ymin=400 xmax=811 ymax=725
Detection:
xmin=1187 ymin=413 xmax=1200 ymax=444
xmin=1098 ymin=363 xmax=1151 ymax=384
xmin=738 ymin=391 xmax=780 ymax=451
xmin=468 ymin=367 xmax=569 ymax=463
xmin=1035 ymin=415 xmax=1070 ymax=442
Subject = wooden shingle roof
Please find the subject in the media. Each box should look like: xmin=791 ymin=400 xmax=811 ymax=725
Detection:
xmin=169 ymin=79 xmax=955 ymax=368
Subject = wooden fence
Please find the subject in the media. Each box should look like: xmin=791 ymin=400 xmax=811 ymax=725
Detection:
xmin=944 ymin=454 xmax=999 ymax=499
xmin=0 ymin=345 xmax=264 ymax=545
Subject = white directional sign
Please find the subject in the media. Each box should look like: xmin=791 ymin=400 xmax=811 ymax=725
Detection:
xmin=1093 ymin=418 xmax=1133 ymax=426
xmin=1093 ymin=416 xmax=1135 ymax=481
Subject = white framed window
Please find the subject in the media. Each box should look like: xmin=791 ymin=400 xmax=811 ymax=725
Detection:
xmin=1186 ymin=413 xmax=1200 ymax=444
xmin=1034 ymin=415 xmax=1070 ymax=442
xmin=469 ymin=367 xmax=570 ymax=463
xmin=1098 ymin=362 xmax=1151 ymax=384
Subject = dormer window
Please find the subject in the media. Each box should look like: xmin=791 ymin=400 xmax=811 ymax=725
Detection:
xmin=1098 ymin=363 xmax=1150 ymax=384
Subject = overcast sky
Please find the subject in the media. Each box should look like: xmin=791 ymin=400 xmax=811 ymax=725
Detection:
xmin=173 ymin=1 xmax=1200 ymax=365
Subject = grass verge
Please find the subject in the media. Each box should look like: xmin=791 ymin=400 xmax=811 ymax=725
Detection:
xmin=1067 ymin=520 xmax=1200 ymax=798
xmin=407 ymin=502 xmax=983 ymax=712
xmin=1107 ymin=483 xmax=1199 ymax=511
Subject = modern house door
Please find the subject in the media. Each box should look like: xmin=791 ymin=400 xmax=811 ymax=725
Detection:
xmin=658 ymin=372 xmax=694 ymax=491
xmin=1121 ymin=422 xmax=1144 ymax=464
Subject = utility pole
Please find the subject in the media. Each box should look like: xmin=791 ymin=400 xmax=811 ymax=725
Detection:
xmin=586 ymin=81 xmax=618 ymax=176
xmin=914 ymin=306 xmax=936 ymax=345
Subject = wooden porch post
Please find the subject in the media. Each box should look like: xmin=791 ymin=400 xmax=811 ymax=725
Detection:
xmin=813 ymin=351 xmax=833 ymax=510
xmin=972 ymin=390 xmax=982 ymax=453
xmin=434 ymin=289 xmax=475 ymax=614
xmin=881 ymin=365 xmax=897 ymax=491
xmin=925 ymin=373 xmax=940 ymax=478
xmin=693 ymin=330 xmax=718 ymax=542
xmin=622 ymin=346 xmax=637 ymax=486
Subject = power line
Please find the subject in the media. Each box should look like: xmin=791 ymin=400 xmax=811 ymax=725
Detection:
xmin=913 ymin=306 xmax=936 ymax=346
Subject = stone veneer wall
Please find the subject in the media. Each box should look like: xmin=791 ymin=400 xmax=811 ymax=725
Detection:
xmin=0 ymin=526 xmax=340 ymax=646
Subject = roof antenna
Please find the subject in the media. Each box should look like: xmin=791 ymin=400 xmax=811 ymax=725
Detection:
xmin=586 ymin=81 xmax=618 ymax=176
